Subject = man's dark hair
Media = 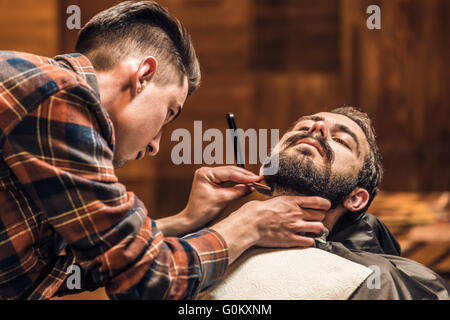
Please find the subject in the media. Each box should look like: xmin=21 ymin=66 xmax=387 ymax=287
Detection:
xmin=330 ymin=106 xmax=383 ymax=213
xmin=75 ymin=1 xmax=200 ymax=96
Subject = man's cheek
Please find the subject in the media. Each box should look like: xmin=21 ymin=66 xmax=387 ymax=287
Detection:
xmin=333 ymin=158 xmax=360 ymax=176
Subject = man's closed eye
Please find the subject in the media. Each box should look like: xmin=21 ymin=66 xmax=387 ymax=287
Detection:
xmin=333 ymin=137 xmax=351 ymax=150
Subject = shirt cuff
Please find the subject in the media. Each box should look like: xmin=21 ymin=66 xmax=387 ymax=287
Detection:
xmin=183 ymin=228 xmax=229 ymax=294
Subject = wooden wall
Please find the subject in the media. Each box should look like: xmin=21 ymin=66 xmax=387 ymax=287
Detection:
xmin=1 ymin=0 xmax=449 ymax=219
xmin=0 ymin=0 xmax=58 ymax=57
xmin=340 ymin=0 xmax=450 ymax=191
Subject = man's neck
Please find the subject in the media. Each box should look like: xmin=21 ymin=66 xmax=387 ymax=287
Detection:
xmin=96 ymin=70 xmax=128 ymax=113
xmin=322 ymin=206 xmax=347 ymax=231
xmin=95 ymin=58 xmax=140 ymax=115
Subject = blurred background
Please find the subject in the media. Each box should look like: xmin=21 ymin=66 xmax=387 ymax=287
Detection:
xmin=1 ymin=0 xmax=449 ymax=297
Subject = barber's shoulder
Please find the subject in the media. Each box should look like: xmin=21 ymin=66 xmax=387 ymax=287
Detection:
xmin=0 ymin=52 xmax=93 ymax=138
xmin=51 ymin=53 xmax=100 ymax=101
xmin=5 ymin=52 xmax=113 ymax=141
xmin=0 ymin=51 xmax=99 ymax=107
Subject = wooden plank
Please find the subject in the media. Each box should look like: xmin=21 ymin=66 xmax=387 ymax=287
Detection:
xmin=0 ymin=0 xmax=58 ymax=57
xmin=340 ymin=0 xmax=450 ymax=191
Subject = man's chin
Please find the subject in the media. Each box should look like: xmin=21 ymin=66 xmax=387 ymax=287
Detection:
xmin=270 ymin=188 xmax=306 ymax=198
xmin=112 ymin=157 xmax=128 ymax=169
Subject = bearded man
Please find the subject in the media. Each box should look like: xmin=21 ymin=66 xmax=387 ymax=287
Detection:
xmin=203 ymin=107 xmax=450 ymax=300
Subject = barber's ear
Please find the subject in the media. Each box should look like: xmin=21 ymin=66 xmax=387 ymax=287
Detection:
xmin=133 ymin=56 xmax=158 ymax=95
xmin=343 ymin=188 xmax=370 ymax=212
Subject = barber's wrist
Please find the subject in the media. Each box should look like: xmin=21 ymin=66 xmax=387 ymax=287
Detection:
xmin=156 ymin=210 xmax=193 ymax=237
xmin=210 ymin=212 xmax=259 ymax=264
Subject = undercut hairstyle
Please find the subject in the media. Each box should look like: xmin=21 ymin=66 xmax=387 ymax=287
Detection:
xmin=330 ymin=106 xmax=383 ymax=213
xmin=75 ymin=1 xmax=200 ymax=96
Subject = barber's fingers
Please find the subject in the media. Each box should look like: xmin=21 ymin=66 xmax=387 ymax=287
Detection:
xmin=298 ymin=209 xmax=326 ymax=222
xmin=219 ymin=183 xmax=254 ymax=201
xmin=287 ymin=234 xmax=316 ymax=247
xmin=281 ymin=195 xmax=331 ymax=211
xmin=287 ymin=221 xmax=325 ymax=237
xmin=196 ymin=166 xmax=262 ymax=184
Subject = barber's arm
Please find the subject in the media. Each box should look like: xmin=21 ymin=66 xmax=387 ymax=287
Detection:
xmin=2 ymin=86 xmax=229 ymax=299
xmin=156 ymin=166 xmax=260 ymax=237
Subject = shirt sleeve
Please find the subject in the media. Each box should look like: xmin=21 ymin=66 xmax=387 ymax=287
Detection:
xmin=2 ymin=85 xmax=228 ymax=299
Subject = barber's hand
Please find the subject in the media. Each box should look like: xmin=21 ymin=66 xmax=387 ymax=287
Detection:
xmin=180 ymin=166 xmax=262 ymax=232
xmin=211 ymin=195 xmax=330 ymax=264
xmin=245 ymin=196 xmax=328 ymax=247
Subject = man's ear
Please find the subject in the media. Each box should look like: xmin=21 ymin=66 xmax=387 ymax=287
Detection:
xmin=343 ymin=188 xmax=370 ymax=212
xmin=132 ymin=56 xmax=158 ymax=95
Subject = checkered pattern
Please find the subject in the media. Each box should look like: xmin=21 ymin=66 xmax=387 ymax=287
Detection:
xmin=0 ymin=51 xmax=228 ymax=300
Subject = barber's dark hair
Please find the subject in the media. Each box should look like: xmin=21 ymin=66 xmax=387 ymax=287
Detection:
xmin=330 ymin=106 xmax=383 ymax=213
xmin=75 ymin=1 xmax=200 ymax=95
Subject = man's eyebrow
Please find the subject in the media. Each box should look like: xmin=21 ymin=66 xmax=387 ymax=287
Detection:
xmin=334 ymin=124 xmax=361 ymax=156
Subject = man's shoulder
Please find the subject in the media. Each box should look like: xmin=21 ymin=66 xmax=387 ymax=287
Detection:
xmin=363 ymin=212 xmax=402 ymax=255
xmin=328 ymin=211 xmax=402 ymax=256
xmin=349 ymin=250 xmax=450 ymax=299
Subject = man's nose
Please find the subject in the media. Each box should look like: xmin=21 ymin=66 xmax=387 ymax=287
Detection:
xmin=308 ymin=121 xmax=329 ymax=139
xmin=148 ymin=131 xmax=162 ymax=156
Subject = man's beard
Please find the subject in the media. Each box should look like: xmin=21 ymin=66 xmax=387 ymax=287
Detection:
xmin=263 ymin=133 xmax=358 ymax=209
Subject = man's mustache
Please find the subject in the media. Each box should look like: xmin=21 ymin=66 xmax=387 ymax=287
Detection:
xmin=281 ymin=132 xmax=335 ymax=165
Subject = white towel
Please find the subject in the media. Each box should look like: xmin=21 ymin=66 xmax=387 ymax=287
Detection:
xmin=198 ymin=247 xmax=373 ymax=300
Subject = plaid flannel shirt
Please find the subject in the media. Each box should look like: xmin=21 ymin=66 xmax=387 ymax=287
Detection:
xmin=0 ymin=51 xmax=228 ymax=300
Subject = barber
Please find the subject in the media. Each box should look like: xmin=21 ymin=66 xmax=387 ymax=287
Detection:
xmin=0 ymin=1 xmax=328 ymax=299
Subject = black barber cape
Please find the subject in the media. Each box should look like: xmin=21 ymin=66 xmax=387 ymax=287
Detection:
xmin=318 ymin=211 xmax=450 ymax=299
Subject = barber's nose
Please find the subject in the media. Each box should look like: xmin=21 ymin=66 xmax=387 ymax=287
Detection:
xmin=148 ymin=131 xmax=162 ymax=156
xmin=308 ymin=121 xmax=329 ymax=139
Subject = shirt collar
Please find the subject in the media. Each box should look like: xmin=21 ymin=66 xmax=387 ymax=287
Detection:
xmin=53 ymin=53 xmax=100 ymax=100
xmin=53 ymin=53 xmax=115 ymax=151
